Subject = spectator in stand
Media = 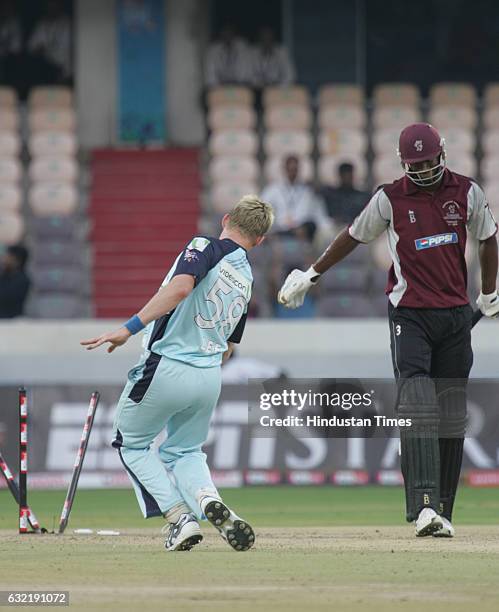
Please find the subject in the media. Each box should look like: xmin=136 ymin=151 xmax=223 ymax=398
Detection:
xmin=204 ymin=23 xmax=253 ymax=88
xmin=27 ymin=0 xmax=72 ymax=84
xmin=0 ymin=0 xmax=22 ymax=84
xmin=0 ymin=245 xmax=30 ymax=319
xmin=261 ymin=155 xmax=331 ymax=243
xmin=251 ymin=26 xmax=295 ymax=88
xmin=321 ymin=162 xmax=369 ymax=226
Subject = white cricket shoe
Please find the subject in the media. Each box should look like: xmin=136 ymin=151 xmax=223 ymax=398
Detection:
xmin=415 ymin=508 xmax=444 ymax=537
xmin=163 ymin=512 xmax=203 ymax=551
xmin=432 ymin=517 xmax=455 ymax=538
xmin=200 ymin=496 xmax=255 ymax=551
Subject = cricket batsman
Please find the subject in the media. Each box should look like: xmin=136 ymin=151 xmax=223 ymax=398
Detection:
xmin=81 ymin=196 xmax=274 ymax=551
xmin=278 ymin=123 xmax=498 ymax=537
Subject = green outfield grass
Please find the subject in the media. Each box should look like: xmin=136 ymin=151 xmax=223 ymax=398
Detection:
xmin=1 ymin=487 xmax=498 ymax=612
xmin=1 ymin=485 xmax=498 ymax=530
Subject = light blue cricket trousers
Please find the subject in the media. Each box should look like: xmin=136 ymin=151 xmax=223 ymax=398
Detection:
xmin=112 ymin=354 xmax=222 ymax=519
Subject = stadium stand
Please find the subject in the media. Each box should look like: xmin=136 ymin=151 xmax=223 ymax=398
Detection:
xmin=26 ymin=85 xmax=89 ymax=318
xmin=317 ymin=154 xmax=367 ymax=187
xmin=428 ymin=82 xmax=478 ymax=177
xmin=371 ymin=83 xmax=422 ymax=187
xmin=0 ymin=86 xmax=23 ymax=247
xmin=4 ymin=78 xmax=494 ymax=320
xmin=317 ymin=83 xmax=367 ymax=189
xmin=481 ymin=82 xmax=499 ymax=225
xmin=206 ymin=85 xmax=259 ymax=217
xmin=201 ymin=81 xmax=498 ymax=317
xmin=264 ymin=155 xmax=313 ymax=182
xmin=90 ymin=149 xmax=200 ymax=318
xmin=261 ymin=85 xmax=312 ymax=195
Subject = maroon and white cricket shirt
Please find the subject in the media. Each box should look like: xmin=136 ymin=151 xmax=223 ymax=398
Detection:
xmin=349 ymin=169 xmax=498 ymax=308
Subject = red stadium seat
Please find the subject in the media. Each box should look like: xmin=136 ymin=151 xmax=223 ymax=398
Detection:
xmin=0 ymin=158 xmax=21 ymax=183
xmin=318 ymin=105 xmax=366 ymax=130
xmin=429 ymin=82 xmax=477 ymax=107
xmin=0 ymin=131 xmax=21 ymax=156
xmin=207 ymin=86 xmax=254 ymax=108
xmin=0 ymin=86 xmax=17 ymax=107
xmin=29 ymin=86 xmax=73 ymax=109
xmin=0 ymin=109 xmax=18 ymax=130
xmin=209 ymin=156 xmax=259 ymax=184
xmin=30 ymin=131 xmax=77 ymax=156
xmin=372 ymin=106 xmax=421 ymax=129
xmin=318 ymin=84 xmax=364 ymax=107
xmin=264 ymin=105 xmax=312 ymax=130
xmin=318 ymin=129 xmax=367 ymax=156
xmin=29 ymin=183 xmax=78 ymax=216
xmin=208 ymin=106 xmax=256 ymax=130
xmin=29 ymin=108 xmax=76 ymax=133
xmin=0 ymin=211 xmax=24 ymax=245
xmin=428 ymin=106 xmax=477 ymax=129
xmin=483 ymin=83 xmax=499 ymax=108
xmin=29 ymin=157 xmax=78 ymax=183
xmin=263 ymin=85 xmax=310 ymax=108
xmin=209 ymin=130 xmax=258 ymax=156
xmin=373 ymin=83 xmax=421 ymax=107
xmin=211 ymin=181 xmax=258 ymax=213
xmin=263 ymin=130 xmax=313 ymax=157
xmin=0 ymin=184 xmax=21 ymax=211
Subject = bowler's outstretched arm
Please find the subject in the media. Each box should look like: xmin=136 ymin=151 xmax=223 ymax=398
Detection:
xmin=80 ymin=275 xmax=195 ymax=352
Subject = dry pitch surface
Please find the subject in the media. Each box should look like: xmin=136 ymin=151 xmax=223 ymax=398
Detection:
xmin=1 ymin=487 xmax=498 ymax=611
xmin=1 ymin=526 xmax=499 ymax=611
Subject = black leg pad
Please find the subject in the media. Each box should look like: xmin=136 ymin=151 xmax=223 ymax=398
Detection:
xmin=437 ymin=385 xmax=467 ymax=520
xmin=397 ymin=377 xmax=440 ymax=521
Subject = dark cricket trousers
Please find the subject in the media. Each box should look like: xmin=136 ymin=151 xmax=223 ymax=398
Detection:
xmin=388 ymin=302 xmax=473 ymax=520
xmin=388 ymin=303 xmax=473 ymax=383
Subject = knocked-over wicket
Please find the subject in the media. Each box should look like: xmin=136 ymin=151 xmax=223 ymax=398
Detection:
xmin=18 ymin=387 xmax=29 ymax=534
xmin=0 ymin=451 xmax=41 ymax=532
xmin=58 ymin=391 xmax=100 ymax=534
xmin=1 ymin=388 xmax=99 ymax=535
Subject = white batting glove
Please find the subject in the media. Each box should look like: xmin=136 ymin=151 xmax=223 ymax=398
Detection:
xmin=477 ymin=290 xmax=499 ymax=318
xmin=277 ymin=266 xmax=321 ymax=309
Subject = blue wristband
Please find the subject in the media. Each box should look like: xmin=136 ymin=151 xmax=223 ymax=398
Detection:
xmin=124 ymin=314 xmax=145 ymax=335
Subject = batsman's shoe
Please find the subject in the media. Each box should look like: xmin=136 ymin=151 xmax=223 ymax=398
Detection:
xmin=201 ymin=497 xmax=255 ymax=551
xmin=432 ymin=517 xmax=455 ymax=538
xmin=415 ymin=508 xmax=444 ymax=537
xmin=163 ymin=513 xmax=203 ymax=551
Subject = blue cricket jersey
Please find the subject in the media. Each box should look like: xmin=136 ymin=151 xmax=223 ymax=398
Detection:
xmin=140 ymin=236 xmax=252 ymax=368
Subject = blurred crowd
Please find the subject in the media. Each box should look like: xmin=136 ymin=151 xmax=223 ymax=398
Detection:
xmin=0 ymin=0 xmax=72 ymax=97
xmin=248 ymin=155 xmax=370 ymax=318
xmin=261 ymin=155 xmax=368 ymax=243
xmin=202 ymin=24 xmax=376 ymax=318
xmin=0 ymin=244 xmax=30 ymax=318
xmin=204 ymin=24 xmax=294 ymax=91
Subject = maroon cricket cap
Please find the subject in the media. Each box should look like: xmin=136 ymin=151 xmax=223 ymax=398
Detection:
xmin=398 ymin=123 xmax=443 ymax=164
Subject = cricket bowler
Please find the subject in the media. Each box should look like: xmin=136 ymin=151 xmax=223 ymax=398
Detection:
xmin=278 ymin=123 xmax=499 ymax=537
xmin=81 ymin=195 xmax=274 ymax=551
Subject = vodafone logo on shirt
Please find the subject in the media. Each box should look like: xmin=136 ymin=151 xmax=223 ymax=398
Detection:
xmin=414 ymin=233 xmax=458 ymax=250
